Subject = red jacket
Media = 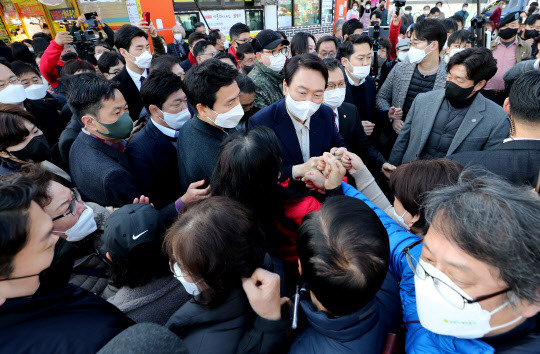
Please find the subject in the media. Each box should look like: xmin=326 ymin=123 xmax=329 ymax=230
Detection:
xmin=39 ymin=40 xmax=65 ymax=89
xmin=389 ymin=20 xmax=401 ymax=60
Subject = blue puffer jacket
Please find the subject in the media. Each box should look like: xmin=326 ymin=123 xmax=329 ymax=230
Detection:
xmin=290 ymin=271 xmax=401 ymax=354
xmin=342 ymin=183 xmax=495 ymax=354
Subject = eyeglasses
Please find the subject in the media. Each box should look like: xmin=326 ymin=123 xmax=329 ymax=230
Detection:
xmin=327 ymin=82 xmax=346 ymax=90
xmin=200 ymin=51 xmax=217 ymax=58
xmin=169 ymin=262 xmax=203 ymax=284
xmin=262 ymin=47 xmax=289 ymax=57
xmin=403 ymin=239 xmax=510 ymax=309
xmin=52 ymin=188 xmax=82 ymax=221
xmin=108 ymin=70 xmax=122 ymax=76
xmin=319 ymin=52 xmax=336 ymax=59
xmin=0 ymin=76 xmax=20 ymax=90
xmin=410 ymin=40 xmax=431 ymax=49
xmin=235 ymin=37 xmax=251 ymax=44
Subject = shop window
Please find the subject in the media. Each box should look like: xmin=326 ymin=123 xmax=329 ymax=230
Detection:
xmin=245 ymin=9 xmax=263 ymax=31
xmin=278 ymin=0 xmax=321 ymax=27
xmin=175 ymin=13 xmax=200 ymax=36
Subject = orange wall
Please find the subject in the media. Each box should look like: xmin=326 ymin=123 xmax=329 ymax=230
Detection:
xmin=138 ymin=0 xmax=176 ymax=43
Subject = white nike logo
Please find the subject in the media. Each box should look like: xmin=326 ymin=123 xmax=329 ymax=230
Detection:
xmin=132 ymin=230 xmax=148 ymax=240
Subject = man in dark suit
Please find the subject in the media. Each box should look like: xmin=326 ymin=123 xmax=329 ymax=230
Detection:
xmin=167 ymin=24 xmax=190 ymax=62
xmin=249 ymin=54 xmax=345 ymax=180
xmin=68 ymin=74 xmax=189 ymax=222
xmin=179 ymin=32 xmax=207 ymax=73
xmin=113 ymin=25 xmax=152 ymax=121
xmin=178 ymin=59 xmax=243 ymax=194
xmin=127 ymin=71 xmax=207 ymax=209
xmin=340 ymin=34 xmax=386 ymax=141
xmin=322 ymin=57 xmax=396 ymax=177
xmin=450 ymin=71 xmax=540 ymax=187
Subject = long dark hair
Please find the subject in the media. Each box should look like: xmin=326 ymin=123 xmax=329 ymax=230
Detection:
xmin=211 ymin=127 xmax=300 ymax=253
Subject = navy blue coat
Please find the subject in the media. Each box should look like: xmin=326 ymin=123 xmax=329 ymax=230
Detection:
xmin=248 ymin=99 xmax=346 ymax=179
xmin=126 ymin=120 xmax=181 ymax=209
xmin=344 ymin=76 xmax=385 ymax=123
xmin=0 ymin=284 xmax=133 ymax=354
xmin=449 ymin=140 xmax=540 ymax=188
xmin=290 ymin=271 xmax=401 ymax=354
xmin=113 ymin=67 xmax=144 ymax=121
xmin=70 ymin=132 xmax=141 ymax=207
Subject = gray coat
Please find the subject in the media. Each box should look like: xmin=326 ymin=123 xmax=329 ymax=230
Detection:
xmin=389 ymin=91 xmax=510 ymax=166
xmin=376 ymin=60 xmax=448 ymax=111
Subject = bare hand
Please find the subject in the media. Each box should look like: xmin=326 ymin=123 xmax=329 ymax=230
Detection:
xmin=242 ymin=268 xmax=285 ymax=321
xmin=382 ymin=162 xmax=396 ymax=179
xmin=323 ymin=154 xmax=346 ymax=190
xmin=362 ymin=120 xmax=375 ymax=136
xmin=126 ymin=119 xmax=145 ymax=141
xmin=54 ymin=31 xmax=73 ymax=46
xmin=76 ymin=14 xmax=86 ymax=25
xmin=302 ymin=169 xmax=326 ymax=194
xmin=329 ymin=146 xmax=347 ymax=160
xmin=388 ymin=107 xmax=403 ymax=120
xmin=392 ymin=11 xmax=402 ymax=25
xmin=133 ymin=195 xmax=154 ymax=207
xmin=343 ymin=151 xmax=365 ymax=174
xmin=526 ymin=38 xmax=534 ymax=47
xmin=180 ymin=180 xmax=211 ymax=207
xmin=392 ymin=119 xmax=404 ymax=134
xmin=136 ymin=18 xmax=152 ymax=34
xmin=294 ymin=156 xmax=321 ymax=179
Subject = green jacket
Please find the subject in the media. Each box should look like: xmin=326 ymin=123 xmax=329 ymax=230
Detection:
xmin=248 ymin=59 xmax=284 ymax=109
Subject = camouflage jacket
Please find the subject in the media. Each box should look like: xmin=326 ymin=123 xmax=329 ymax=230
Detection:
xmin=248 ymin=59 xmax=284 ymax=109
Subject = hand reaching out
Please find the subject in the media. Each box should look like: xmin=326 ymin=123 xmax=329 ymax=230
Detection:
xmin=323 ymin=154 xmax=346 ymax=190
xmin=302 ymin=169 xmax=326 ymax=194
xmin=133 ymin=195 xmax=153 ymax=207
xmin=181 ymin=180 xmax=211 ymax=207
xmin=342 ymin=151 xmax=365 ymax=174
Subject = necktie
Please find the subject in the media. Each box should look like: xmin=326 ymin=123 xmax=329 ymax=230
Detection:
xmin=140 ymin=76 xmax=145 ymax=85
xmin=334 ymin=112 xmax=339 ymax=132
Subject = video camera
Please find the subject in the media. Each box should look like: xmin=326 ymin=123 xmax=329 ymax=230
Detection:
xmin=393 ymin=0 xmax=406 ymax=15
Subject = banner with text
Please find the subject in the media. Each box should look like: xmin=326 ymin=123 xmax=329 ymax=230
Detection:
xmin=203 ymin=10 xmax=245 ymax=36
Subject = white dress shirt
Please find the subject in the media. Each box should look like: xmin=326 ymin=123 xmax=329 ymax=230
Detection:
xmin=503 ymin=137 xmax=540 ymax=143
xmin=346 ymin=71 xmax=365 ymax=87
xmin=150 ymin=118 xmax=179 ymax=138
xmin=289 ymin=112 xmax=311 ymax=163
xmin=126 ymin=66 xmax=148 ymax=91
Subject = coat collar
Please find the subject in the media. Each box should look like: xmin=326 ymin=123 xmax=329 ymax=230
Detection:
xmin=254 ymin=59 xmax=284 ymax=84
xmin=77 ymin=131 xmax=132 ymax=170
xmin=447 ymin=93 xmax=487 ymax=155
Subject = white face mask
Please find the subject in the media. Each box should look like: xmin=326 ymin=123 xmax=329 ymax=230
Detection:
xmin=95 ymin=52 xmax=104 ymax=61
xmin=423 ymin=10 xmax=429 ymax=15
xmin=0 ymin=84 xmax=27 ymax=104
xmin=267 ymin=52 xmax=287 ymax=72
xmin=353 ymin=5 xmax=358 ymax=10
xmin=323 ymin=87 xmax=346 ymax=109
xmin=158 ymin=107 xmax=191 ymax=130
xmin=209 ymin=102 xmax=244 ymax=128
xmin=172 ymin=262 xmax=200 ymax=296
xmin=25 ymin=83 xmax=48 ymax=100
xmin=286 ymin=94 xmax=321 ymax=122
xmin=405 ymin=10 xmax=411 ymax=15
xmin=222 ymin=40 xmax=229 ymax=49
xmin=54 ymin=205 xmax=97 ymax=242
xmin=449 ymin=48 xmax=465 ymax=58
xmin=415 ymin=259 xmax=523 ymax=339
xmin=407 ymin=45 xmax=430 ymax=65
xmin=393 ymin=209 xmax=410 ymax=231
xmin=463 ymin=7 xmax=468 ymax=11
xmin=442 ymin=40 xmax=448 ymax=51
xmin=174 ymin=33 xmax=183 ymax=41
xmin=397 ymin=51 xmax=409 ymax=62
xmin=347 ymin=61 xmax=371 ymax=81
xmin=129 ymin=50 xmax=152 ymax=69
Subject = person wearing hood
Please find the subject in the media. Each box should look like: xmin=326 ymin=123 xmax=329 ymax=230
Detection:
xmin=484 ymin=11 xmax=532 ymax=106
xmin=290 ymin=195 xmax=401 ymax=353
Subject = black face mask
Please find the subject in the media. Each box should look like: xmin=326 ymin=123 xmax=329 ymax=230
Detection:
xmin=499 ymin=28 xmax=518 ymax=40
xmin=524 ymin=29 xmax=539 ymax=39
xmin=445 ymin=81 xmax=478 ymax=108
xmin=243 ymin=64 xmax=254 ymax=74
xmin=9 ymin=134 xmax=51 ymax=162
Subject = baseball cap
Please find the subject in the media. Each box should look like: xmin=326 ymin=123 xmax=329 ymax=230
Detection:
xmin=396 ymin=38 xmax=410 ymax=50
xmin=102 ymin=203 xmax=165 ymax=260
xmin=252 ymin=29 xmax=289 ymax=52
xmin=498 ymin=11 xmax=520 ymax=29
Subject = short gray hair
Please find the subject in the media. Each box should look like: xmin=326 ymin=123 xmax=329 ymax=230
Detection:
xmin=335 ymin=19 xmax=345 ymax=32
xmin=322 ymin=57 xmax=346 ymax=81
xmin=423 ymin=171 xmax=540 ymax=304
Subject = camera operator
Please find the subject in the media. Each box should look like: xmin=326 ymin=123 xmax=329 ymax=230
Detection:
xmin=72 ymin=14 xmax=115 ymax=49
xmin=38 ymin=31 xmax=77 ymax=97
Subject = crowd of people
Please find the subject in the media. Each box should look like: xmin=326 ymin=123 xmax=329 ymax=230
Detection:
xmin=0 ymin=2 xmax=539 ymax=353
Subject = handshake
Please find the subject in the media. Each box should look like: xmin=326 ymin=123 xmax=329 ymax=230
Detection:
xmin=294 ymin=147 xmax=397 ymax=194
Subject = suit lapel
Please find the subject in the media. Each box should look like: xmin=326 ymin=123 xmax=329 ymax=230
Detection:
xmin=275 ymin=101 xmax=304 ymax=163
xmin=398 ymin=65 xmax=415 ymax=107
xmin=84 ymin=133 xmax=132 ymax=170
xmin=447 ymin=95 xmax=485 ymax=155
xmin=417 ymin=91 xmax=445 ymax=152
xmin=338 ymin=106 xmax=353 ymax=134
